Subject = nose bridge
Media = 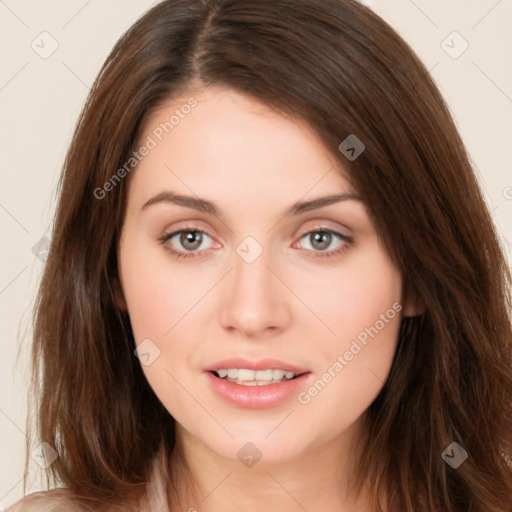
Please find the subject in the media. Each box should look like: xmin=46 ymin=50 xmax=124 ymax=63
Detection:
xmin=219 ymin=235 xmax=290 ymax=334
xmin=233 ymin=238 xmax=273 ymax=298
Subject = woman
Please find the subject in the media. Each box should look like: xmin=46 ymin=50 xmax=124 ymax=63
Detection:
xmin=8 ymin=0 xmax=512 ymax=510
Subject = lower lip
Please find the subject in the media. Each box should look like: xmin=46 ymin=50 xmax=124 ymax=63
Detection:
xmin=204 ymin=371 xmax=311 ymax=409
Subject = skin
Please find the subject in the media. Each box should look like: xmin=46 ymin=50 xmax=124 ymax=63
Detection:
xmin=116 ymin=86 xmax=421 ymax=512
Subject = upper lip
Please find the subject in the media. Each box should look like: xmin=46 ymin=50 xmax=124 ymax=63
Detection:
xmin=204 ymin=358 xmax=310 ymax=375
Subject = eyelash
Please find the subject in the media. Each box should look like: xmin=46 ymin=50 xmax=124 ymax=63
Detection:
xmin=158 ymin=226 xmax=354 ymax=261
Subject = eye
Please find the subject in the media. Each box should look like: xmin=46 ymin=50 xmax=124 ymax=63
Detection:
xmin=159 ymin=229 xmax=214 ymax=260
xmin=159 ymin=226 xmax=354 ymax=261
xmin=295 ymin=228 xmax=353 ymax=259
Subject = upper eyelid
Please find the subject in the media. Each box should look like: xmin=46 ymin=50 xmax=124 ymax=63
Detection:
xmin=163 ymin=218 xmax=352 ymax=238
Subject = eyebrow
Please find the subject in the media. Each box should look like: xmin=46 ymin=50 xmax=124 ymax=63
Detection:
xmin=141 ymin=190 xmax=362 ymax=216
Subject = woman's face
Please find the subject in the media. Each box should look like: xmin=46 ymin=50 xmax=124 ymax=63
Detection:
xmin=117 ymin=86 xmax=414 ymax=465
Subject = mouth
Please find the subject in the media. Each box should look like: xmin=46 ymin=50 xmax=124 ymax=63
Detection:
xmin=203 ymin=360 xmax=313 ymax=408
xmin=203 ymin=368 xmax=313 ymax=409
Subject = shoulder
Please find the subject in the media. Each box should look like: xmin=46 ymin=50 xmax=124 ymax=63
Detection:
xmin=5 ymin=489 xmax=87 ymax=512
xmin=5 ymin=488 xmax=145 ymax=512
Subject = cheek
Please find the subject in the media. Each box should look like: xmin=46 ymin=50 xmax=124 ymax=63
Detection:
xmin=119 ymin=237 xmax=205 ymax=341
xmin=119 ymin=238 xmax=199 ymax=415
xmin=295 ymin=240 xmax=403 ymax=416
xmin=301 ymin=238 xmax=403 ymax=344
xmin=296 ymin=308 xmax=401 ymax=442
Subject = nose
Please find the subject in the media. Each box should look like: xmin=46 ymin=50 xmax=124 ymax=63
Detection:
xmin=218 ymin=242 xmax=292 ymax=338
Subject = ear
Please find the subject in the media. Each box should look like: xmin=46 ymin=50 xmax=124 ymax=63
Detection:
xmin=401 ymin=285 xmax=426 ymax=317
xmin=113 ymin=276 xmax=128 ymax=311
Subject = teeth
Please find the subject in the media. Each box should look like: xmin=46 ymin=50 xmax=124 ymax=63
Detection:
xmin=255 ymin=369 xmax=273 ymax=380
xmin=235 ymin=378 xmax=288 ymax=386
xmin=214 ymin=368 xmax=298 ymax=384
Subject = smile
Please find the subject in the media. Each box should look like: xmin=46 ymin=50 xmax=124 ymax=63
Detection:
xmin=205 ymin=369 xmax=312 ymax=409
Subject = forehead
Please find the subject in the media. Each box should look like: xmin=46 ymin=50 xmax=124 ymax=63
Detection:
xmin=129 ymin=86 xmax=356 ymax=208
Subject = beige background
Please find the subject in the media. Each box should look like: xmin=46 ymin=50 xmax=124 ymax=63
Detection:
xmin=1 ymin=0 xmax=511 ymax=507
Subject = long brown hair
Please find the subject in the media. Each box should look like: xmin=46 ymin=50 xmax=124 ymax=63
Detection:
xmin=24 ymin=0 xmax=512 ymax=510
